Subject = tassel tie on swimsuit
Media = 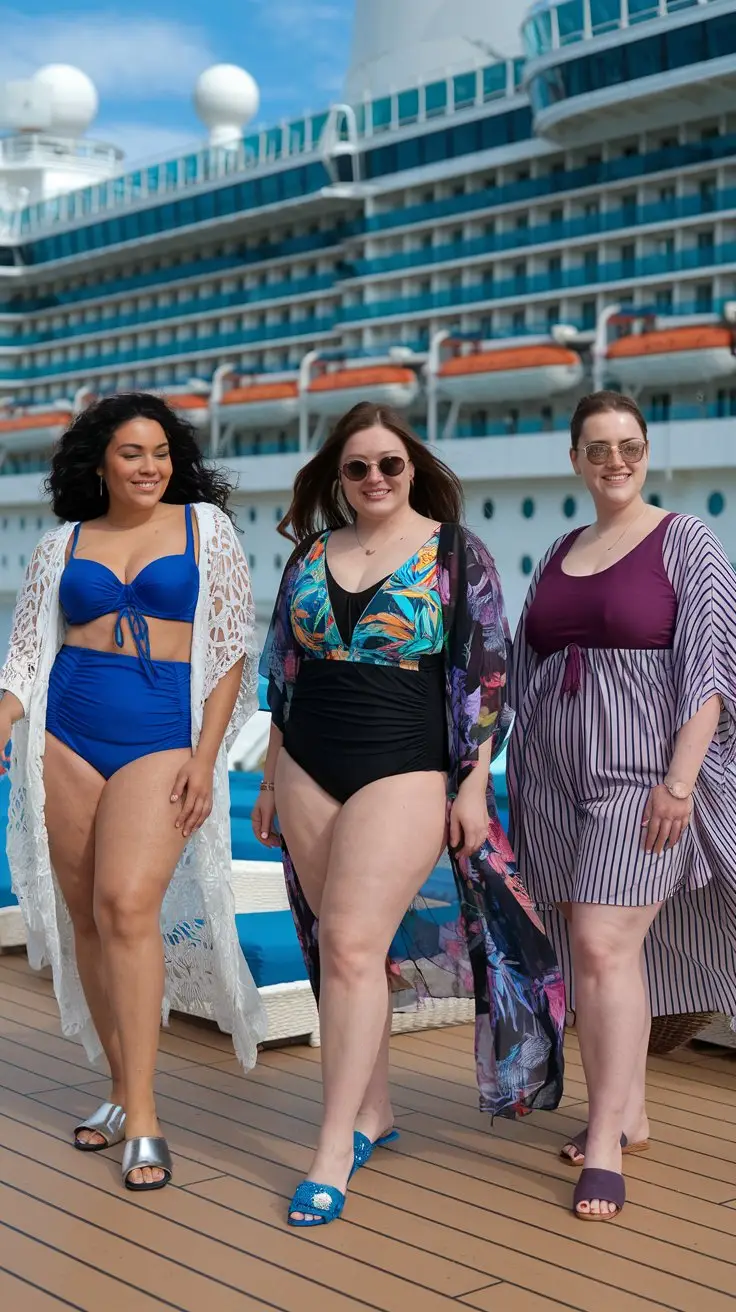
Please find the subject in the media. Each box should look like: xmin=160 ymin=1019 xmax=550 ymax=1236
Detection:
xmin=114 ymin=600 xmax=157 ymax=682
xmin=561 ymin=644 xmax=583 ymax=697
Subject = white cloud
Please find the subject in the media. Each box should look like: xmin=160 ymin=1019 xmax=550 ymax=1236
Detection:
xmin=0 ymin=9 xmax=217 ymax=99
xmin=96 ymin=120 xmax=203 ymax=165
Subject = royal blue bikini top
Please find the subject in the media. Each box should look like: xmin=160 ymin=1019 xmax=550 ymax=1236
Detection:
xmin=59 ymin=503 xmax=199 ymax=674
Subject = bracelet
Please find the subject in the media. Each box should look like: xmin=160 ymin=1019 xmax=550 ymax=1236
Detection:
xmin=259 ymin=781 xmax=275 ymax=792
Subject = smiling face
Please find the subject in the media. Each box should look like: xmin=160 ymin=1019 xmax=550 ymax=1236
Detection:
xmin=570 ymin=408 xmax=649 ymax=512
xmin=100 ymin=417 xmax=173 ymax=510
xmin=338 ymin=423 xmax=414 ymax=522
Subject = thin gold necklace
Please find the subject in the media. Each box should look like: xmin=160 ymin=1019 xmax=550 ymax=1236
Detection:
xmin=353 ymin=521 xmax=407 ymax=557
xmin=595 ymin=505 xmax=648 ymax=554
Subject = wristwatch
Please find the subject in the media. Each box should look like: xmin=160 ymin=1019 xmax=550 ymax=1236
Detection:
xmin=663 ymin=779 xmax=691 ymax=800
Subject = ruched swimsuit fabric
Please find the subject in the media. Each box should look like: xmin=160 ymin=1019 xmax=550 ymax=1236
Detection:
xmin=281 ymin=531 xmax=448 ymax=803
xmin=48 ymin=504 xmax=199 ymax=779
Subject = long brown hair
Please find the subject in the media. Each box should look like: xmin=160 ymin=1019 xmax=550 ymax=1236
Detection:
xmin=278 ymin=401 xmax=464 ymax=544
xmin=570 ymin=391 xmax=648 ymax=449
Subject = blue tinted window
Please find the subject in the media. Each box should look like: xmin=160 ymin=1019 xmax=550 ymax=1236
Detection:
xmin=708 ymin=491 xmax=725 ymax=516
xmin=628 ymin=0 xmax=659 ymax=20
xmin=483 ymin=63 xmax=507 ymax=100
xmin=523 ymin=9 xmax=552 ymax=57
xmin=397 ymin=89 xmax=419 ymax=125
xmin=371 ymin=96 xmax=392 ymax=132
xmin=558 ymin=0 xmax=585 ymax=44
xmin=590 ymin=0 xmax=621 ymax=33
xmin=563 ymin=496 xmax=577 ymax=519
xmin=522 ymin=497 xmax=535 ymax=519
xmin=425 ymin=80 xmax=448 ymax=117
xmin=454 ymin=72 xmax=477 ymax=108
xmin=521 ymin=554 xmax=534 ymax=575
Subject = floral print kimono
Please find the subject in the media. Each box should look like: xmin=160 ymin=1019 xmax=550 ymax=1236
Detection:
xmin=261 ymin=523 xmax=565 ymax=1117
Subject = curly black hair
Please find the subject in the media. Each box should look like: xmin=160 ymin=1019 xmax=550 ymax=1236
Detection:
xmin=45 ymin=392 xmax=235 ymax=522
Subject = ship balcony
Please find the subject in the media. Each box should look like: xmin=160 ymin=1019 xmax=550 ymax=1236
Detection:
xmin=524 ymin=2 xmax=736 ymax=145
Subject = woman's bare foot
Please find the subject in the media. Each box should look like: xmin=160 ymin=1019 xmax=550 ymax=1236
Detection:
xmin=289 ymin=1141 xmax=356 ymax=1225
xmin=123 ymin=1108 xmax=166 ymax=1187
xmin=74 ymin=1084 xmax=126 ymax=1149
xmin=561 ymin=1112 xmax=650 ymax=1166
xmin=574 ymin=1134 xmax=623 ymax=1219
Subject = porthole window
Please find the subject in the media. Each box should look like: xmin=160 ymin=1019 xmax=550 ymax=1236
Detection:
xmin=275 ymin=506 xmax=283 ymax=522
xmin=521 ymin=554 xmax=534 ymax=576
xmin=0 ymin=555 xmax=6 ymax=567
xmin=36 ymin=516 xmax=43 ymax=530
xmin=19 ymin=554 xmax=26 ymax=567
xmin=248 ymin=554 xmax=256 ymax=569
xmin=19 ymin=516 xmax=25 ymax=530
xmin=648 ymin=492 xmax=662 ymax=507
xmin=521 ymin=497 xmax=535 ymax=520
xmin=482 ymin=499 xmax=494 ymax=520
xmin=562 ymin=495 xmax=576 ymax=519
xmin=248 ymin=507 xmax=257 ymax=523
xmin=708 ymin=490 xmax=725 ymax=517
xmin=274 ymin=554 xmax=283 ymax=570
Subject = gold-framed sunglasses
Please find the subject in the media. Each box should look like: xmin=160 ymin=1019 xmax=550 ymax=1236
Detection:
xmin=340 ymin=456 xmax=406 ymax=482
xmin=580 ymin=439 xmax=648 ymax=465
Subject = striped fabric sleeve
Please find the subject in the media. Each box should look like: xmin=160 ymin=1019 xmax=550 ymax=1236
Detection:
xmin=664 ymin=514 xmax=736 ymax=769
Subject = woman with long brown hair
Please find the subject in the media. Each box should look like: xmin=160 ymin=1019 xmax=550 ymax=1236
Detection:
xmin=254 ymin=401 xmax=565 ymax=1228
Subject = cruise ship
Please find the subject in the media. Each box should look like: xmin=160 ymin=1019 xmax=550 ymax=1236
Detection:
xmin=0 ymin=0 xmax=735 ymax=645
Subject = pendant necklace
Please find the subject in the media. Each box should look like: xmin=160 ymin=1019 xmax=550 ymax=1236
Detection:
xmin=595 ymin=504 xmax=648 ymax=555
xmin=353 ymin=522 xmax=406 ymax=557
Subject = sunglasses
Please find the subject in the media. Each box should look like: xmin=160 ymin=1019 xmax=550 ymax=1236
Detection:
xmin=340 ymin=456 xmax=406 ymax=482
xmin=581 ymin=439 xmax=647 ymax=466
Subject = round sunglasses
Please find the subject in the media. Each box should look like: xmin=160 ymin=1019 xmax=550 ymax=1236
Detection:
xmin=581 ymin=439 xmax=647 ymax=466
xmin=340 ymin=456 xmax=406 ymax=482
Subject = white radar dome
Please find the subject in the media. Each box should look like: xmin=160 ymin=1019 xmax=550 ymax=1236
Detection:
xmin=32 ymin=64 xmax=98 ymax=137
xmin=194 ymin=64 xmax=260 ymax=147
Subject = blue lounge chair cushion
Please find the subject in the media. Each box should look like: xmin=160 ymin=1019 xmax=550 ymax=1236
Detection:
xmin=235 ymin=910 xmax=309 ymax=988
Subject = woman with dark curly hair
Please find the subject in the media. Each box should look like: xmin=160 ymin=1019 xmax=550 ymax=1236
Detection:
xmin=254 ymin=401 xmax=564 ymax=1228
xmin=0 ymin=393 xmax=265 ymax=1192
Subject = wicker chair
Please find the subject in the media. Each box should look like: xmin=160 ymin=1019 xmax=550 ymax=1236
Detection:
xmin=648 ymin=1012 xmax=715 ymax=1054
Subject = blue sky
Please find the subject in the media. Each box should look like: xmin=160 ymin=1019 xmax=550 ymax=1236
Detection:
xmin=0 ymin=1 xmax=355 ymax=162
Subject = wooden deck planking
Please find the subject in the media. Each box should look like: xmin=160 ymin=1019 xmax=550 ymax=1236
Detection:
xmin=0 ymin=953 xmax=734 ymax=1311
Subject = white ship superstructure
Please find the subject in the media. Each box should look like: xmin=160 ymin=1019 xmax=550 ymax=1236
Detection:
xmin=0 ymin=0 xmax=734 ymax=643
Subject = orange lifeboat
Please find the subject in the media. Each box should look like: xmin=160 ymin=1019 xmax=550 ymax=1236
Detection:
xmin=437 ymin=345 xmax=583 ymax=403
xmin=220 ymin=381 xmax=299 ymax=427
xmin=162 ymin=393 xmax=210 ymax=429
xmin=607 ymin=326 xmax=736 ymax=388
xmin=307 ymin=365 xmax=419 ymax=416
xmin=0 ymin=408 xmax=72 ymax=453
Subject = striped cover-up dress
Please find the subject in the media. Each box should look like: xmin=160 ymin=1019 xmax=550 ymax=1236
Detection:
xmin=507 ymin=512 xmax=736 ymax=1019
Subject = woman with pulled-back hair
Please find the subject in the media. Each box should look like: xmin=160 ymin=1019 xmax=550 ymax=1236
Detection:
xmin=255 ymin=400 xmax=565 ymax=1229
xmin=0 ymin=392 xmax=265 ymax=1193
xmin=509 ymin=390 xmax=736 ymax=1223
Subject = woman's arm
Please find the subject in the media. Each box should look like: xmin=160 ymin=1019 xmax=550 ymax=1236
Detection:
xmin=171 ymin=656 xmax=245 ymax=837
xmin=450 ymin=733 xmax=493 ymax=860
xmin=642 ymin=694 xmax=721 ymax=855
xmin=252 ymin=721 xmax=283 ymax=847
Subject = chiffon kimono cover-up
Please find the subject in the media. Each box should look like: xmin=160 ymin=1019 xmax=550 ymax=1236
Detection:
xmin=261 ymin=523 xmax=565 ymax=1118
xmin=508 ymin=513 xmax=736 ymax=1023
xmin=0 ymin=502 xmax=267 ymax=1068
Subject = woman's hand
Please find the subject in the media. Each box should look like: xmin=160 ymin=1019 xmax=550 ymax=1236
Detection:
xmin=449 ymin=777 xmax=489 ymax=861
xmin=251 ymin=787 xmax=281 ymax=848
xmin=0 ymin=710 xmax=13 ymax=776
xmin=170 ymin=753 xmax=215 ymax=838
xmin=641 ymin=784 xmax=692 ymax=856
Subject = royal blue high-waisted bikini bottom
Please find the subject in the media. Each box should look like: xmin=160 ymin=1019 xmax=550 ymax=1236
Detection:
xmin=46 ymin=645 xmax=192 ymax=780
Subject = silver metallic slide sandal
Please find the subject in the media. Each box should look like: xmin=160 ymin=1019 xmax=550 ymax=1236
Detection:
xmin=122 ymin=1136 xmax=173 ymax=1192
xmin=73 ymin=1102 xmax=126 ymax=1152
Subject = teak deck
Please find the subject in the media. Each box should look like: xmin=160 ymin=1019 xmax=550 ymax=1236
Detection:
xmin=0 ymin=950 xmax=735 ymax=1312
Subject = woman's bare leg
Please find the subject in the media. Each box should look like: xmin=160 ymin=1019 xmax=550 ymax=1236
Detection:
xmin=559 ymin=905 xmax=651 ymax=1166
xmin=570 ymin=902 xmax=661 ymax=1216
xmin=92 ymin=748 xmax=190 ymax=1185
xmin=298 ymin=771 xmax=447 ymax=1221
xmin=43 ymin=733 xmax=123 ymax=1145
